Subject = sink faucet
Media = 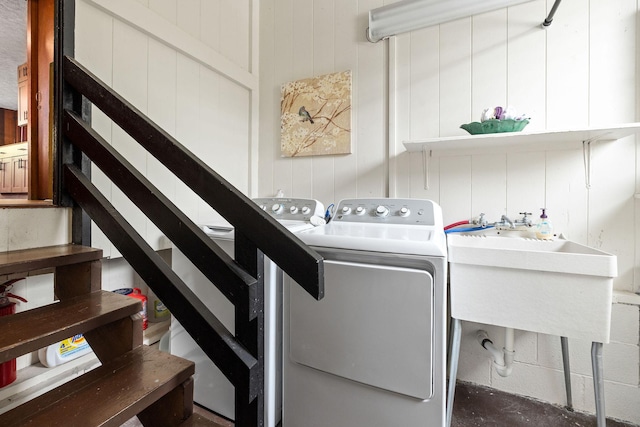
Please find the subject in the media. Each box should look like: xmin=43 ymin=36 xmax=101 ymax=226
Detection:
xmin=495 ymin=212 xmax=533 ymax=230
xmin=500 ymin=215 xmax=515 ymax=229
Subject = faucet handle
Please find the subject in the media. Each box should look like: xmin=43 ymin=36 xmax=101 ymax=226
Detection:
xmin=519 ymin=212 xmax=533 ymax=226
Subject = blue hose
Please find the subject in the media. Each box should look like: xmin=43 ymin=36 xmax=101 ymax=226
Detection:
xmin=445 ymin=225 xmax=495 ymax=234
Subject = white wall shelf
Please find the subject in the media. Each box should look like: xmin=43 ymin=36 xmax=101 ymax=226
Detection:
xmin=403 ymin=123 xmax=640 ymax=189
xmin=403 ymin=123 xmax=640 ymax=154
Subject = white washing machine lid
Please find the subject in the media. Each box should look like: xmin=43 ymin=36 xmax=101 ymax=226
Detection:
xmin=297 ymin=221 xmax=446 ymax=257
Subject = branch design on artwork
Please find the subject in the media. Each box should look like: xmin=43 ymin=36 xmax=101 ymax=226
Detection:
xmin=281 ymin=71 xmax=352 ymax=157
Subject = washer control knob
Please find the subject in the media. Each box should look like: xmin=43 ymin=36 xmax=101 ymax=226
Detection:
xmin=289 ymin=206 xmax=299 ymax=214
xmin=341 ymin=206 xmax=352 ymax=215
xmin=355 ymin=206 xmax=366 ymax=215
xmin=271 ymin=203 xmax=283 ymax=214
xmin=301 ymin=206 xmax=311 ymax=215
xmin=399 ymin=207 xmax=410 ymax=217
xmin=375 ymin=205 xmax=389 ymax=217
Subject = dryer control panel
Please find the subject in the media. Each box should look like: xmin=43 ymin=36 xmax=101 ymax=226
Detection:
xmin=254 ymin=198 xmax=325 ymax=222
xmin=332 ymin=198 xmax=437 ymax=225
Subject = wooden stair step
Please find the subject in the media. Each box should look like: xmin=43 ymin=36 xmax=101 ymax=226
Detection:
xmin=0 ymin=244 xmax=102 ymax=276
xmin=0 ymin=290 xmax=141 ymax=363
xmin=0 ymin=345 xmax=195 ymax=427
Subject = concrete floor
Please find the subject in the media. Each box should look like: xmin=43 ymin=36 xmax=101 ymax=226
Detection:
xmin=122 ymin=381 xmax=639 ymax=426
xmin=451 ymin=381 xmax=638 ymax=427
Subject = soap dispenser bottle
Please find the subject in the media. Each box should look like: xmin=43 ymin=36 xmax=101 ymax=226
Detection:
xmin=536 ymin=208 xmax=553 ymax=240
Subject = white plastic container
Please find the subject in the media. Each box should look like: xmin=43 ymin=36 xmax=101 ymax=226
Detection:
xmin=147 ymin=287 xmax=170 ymax=323
xmin=38 ymin=334 xmax=94 ymax=368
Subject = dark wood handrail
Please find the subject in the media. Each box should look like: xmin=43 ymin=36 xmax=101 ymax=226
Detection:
xmin=63 ymin=109 xmax=259 ymax=319
xmin=63 ymin=56 xmax=324 ymax=300
xmin=63 ymin=164 xmax=259 ymax=398
xmin=59 ymin=53 xmax=324 ymax=427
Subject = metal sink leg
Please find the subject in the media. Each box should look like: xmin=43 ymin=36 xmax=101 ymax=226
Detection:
xmin=446 ymin=318 xmax=462 ymax=427
xmin=591 ymin=342 xmax=606 ymax=427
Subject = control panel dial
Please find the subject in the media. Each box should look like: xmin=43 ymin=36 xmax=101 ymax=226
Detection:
xmin=375 ymin=205 xmax=389 ymax=217
xmin=272 ymin=203 xmax=284 ymax=214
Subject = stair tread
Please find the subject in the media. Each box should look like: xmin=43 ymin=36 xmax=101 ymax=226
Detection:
xmin=1 ymin=345 xmax=195 ymax=427
xmin=0 ymin=243 xmax=102 ymax=276
xmin=0 ymin=290 xmax=141 ymax=363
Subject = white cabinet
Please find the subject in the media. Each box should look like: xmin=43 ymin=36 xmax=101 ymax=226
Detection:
xmin=17 ymin=63 xmax=28 ymax=127
xmin=11 ymin=155 xmax=28 ymax=193
xmin=0 ymin=143 xmax=28 ymax=194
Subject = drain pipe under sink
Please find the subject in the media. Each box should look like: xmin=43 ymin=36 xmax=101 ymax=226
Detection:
xmin=477 ymin=328 xmax=515 ymax=377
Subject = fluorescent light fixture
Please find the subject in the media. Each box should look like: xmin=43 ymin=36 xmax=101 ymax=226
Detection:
xmin=367 ymin=0 xmax=538 ymax=42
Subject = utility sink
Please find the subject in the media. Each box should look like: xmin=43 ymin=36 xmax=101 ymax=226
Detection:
xmin=447 ymin=233 xmax=617 ymax=342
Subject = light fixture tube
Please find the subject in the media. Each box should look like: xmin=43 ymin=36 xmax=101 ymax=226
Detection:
xmin=367 ymin=0 xmax=538 ymax=42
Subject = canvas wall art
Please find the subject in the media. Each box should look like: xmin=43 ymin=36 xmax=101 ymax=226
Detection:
xmin=280 ymin=70 xmax=352 ymax=157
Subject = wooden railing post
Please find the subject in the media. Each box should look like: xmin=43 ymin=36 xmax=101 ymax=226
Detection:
xmin=234 ymin=230 xmax=264 ymax=427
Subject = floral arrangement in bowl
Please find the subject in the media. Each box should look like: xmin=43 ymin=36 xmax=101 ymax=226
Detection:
xmin=461 ymin=106 xmax=530 ymax=135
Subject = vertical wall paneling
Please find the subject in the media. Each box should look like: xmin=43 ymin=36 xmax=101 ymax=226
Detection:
xmin=388 ymin=38 xmax=399 ymax=198
xmin=75 ymin=0 xmax=114 ymax=258
xmin=507 ymin=1 xmax=546 ymax=131
xmin=200 ymin=0 xmax=221 ymax=52
xmin=311 ymin=0 xmax=335 ymax=206
xmin=439 ymin=19 xmax=472 ymax=135
xmin=147 ymin=38 xmax=177 ymax=249
xmin=110 ymin=19 xmax=149 ymax=258
xmin=545 ymin=0 xmax=589 ymax=128
xmin=176 ymin=0 xmax=200 ymax=41
xmin=545 ymin=148 xmax=588 ymax=244
xmin=333 ymin=0 xmax=359 ymax=204
xmin=148 ymin=0 xmax=176 ymax=26
xmin=471 ymin=10 xmax=508 ymax=119
xmin=470 ymin=153 xmax=507 ymax=222
xmin=250 ymin=0 xmax=260 ymax=198
xmin=174 ymin=54 xmax=201 ymax=223
xmin=288 ymin=0 xmax=314 ymax=199
xmin=588 ymin=0 xmax=636 ymax=126
xmin=589 ymin=137 xmax=636 ymax=292
xmin=440 ymin=155 xmax=472 ymax=224
xmin=505 ymin=151 xmax=545 ymax=216
xmin=258 ymin=0 xmax=279 ymax=197
xmin=77 ymin=0 xmax=257 ymax=253
xmin=355 ymin=0 xmax=386 ymax=198
xmin=220 ymin=1 xmax=250 ymax=72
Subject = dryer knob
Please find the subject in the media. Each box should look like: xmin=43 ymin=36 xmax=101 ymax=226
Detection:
xmin=301 ymin=206 xmax=311 ymax=215
xmin=271 ymin=203 xmax=283 ymax=214
xmin=355 ymin=206 xmax=366 ymax=215
xmin=341 ymin=206 xmax=352 ymax=215
xmin=375 ymin=205 xmax=389 ymax=217
xmin=399 ymin=207 xmax=410 ymax=217
xmin=290 ymin=206 xmax=299 ymax=214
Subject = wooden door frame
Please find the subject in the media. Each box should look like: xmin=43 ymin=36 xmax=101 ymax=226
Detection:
xmin=26 ymin=0 xmax=73 ymax=201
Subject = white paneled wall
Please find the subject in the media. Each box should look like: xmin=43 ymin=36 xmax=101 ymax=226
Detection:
xmin=75 ymin=0 xmax=256 ymax=258
xmin=261 ymin=0 xmax=640 ymax=423
xmin=259 ymin=0 xmax=387 ymax=206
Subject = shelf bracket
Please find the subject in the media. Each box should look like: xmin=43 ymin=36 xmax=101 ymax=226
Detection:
xmin=583 ymin=140 xmax=592 ymax=190
xmin=422 ymin=147 xmax=431 ymax=190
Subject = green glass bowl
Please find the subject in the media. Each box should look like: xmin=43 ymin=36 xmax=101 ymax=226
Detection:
xmin=460 ymin=119 xmax=529 ymax=135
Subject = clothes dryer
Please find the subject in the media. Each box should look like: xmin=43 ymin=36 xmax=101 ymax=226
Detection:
xmin=170 ymin=198 xmax=324 ymax=425
xmin=283 ymin=198 xmax=447 ymax=427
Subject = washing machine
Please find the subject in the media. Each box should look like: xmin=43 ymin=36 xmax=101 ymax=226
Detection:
xmin=283 ymin=198 xmax=447 ymax=427
xmin=170 ymin=198 xmax=324 ymax=425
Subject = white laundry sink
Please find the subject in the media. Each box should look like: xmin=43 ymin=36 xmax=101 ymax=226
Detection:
xmin=447 ymin=233 xmax=617 ymax=342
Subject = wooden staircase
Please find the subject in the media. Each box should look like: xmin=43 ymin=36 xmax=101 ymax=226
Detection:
xmin=0 ymin=244 xmax=223 ymax=426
